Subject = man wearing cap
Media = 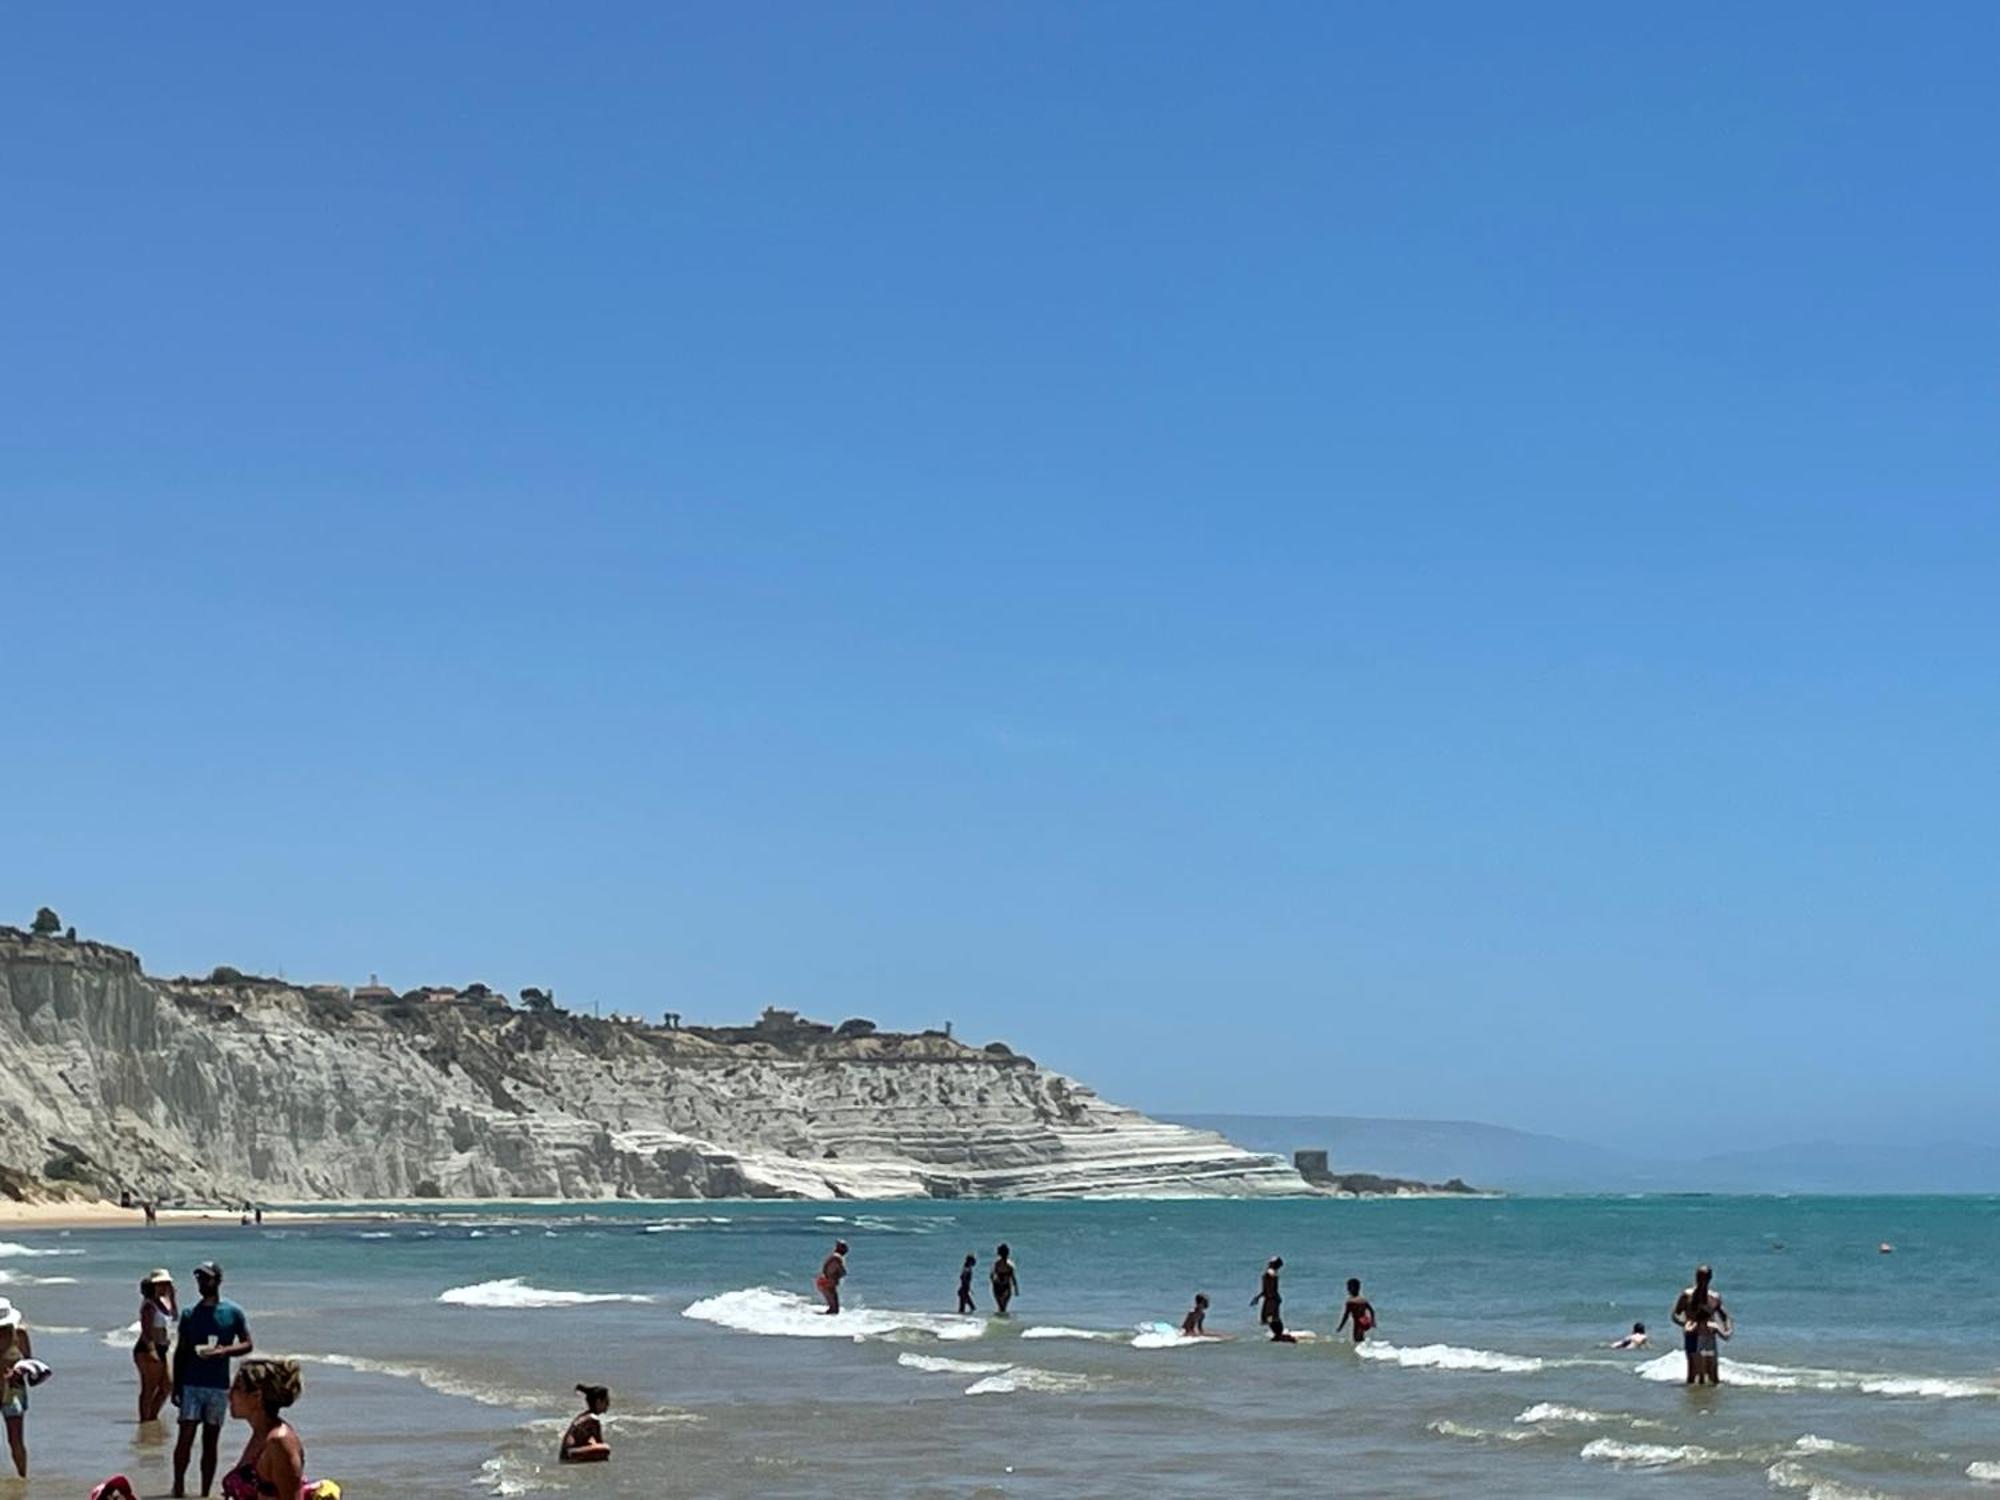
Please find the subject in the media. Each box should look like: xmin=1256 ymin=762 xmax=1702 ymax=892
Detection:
xmin=171 ymin=1262 xmax=252 ymax=1498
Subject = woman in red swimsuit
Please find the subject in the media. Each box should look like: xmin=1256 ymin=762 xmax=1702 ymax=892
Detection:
xmin=221 ymin=1359 xmax=305 ymax=1500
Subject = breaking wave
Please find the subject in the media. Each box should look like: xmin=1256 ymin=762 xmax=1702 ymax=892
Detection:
xmin=682 ymin=1286 xmax=984 ymax=1342
xmin=1969 ymin=1462 xmax=2000 ymax=1484
xmin=438 ymin=1277 xmax=654 ymax=1310
xmin=1019 ymin=1325 xmax=1123 ymax=1343
xmin=898 ymin=1352 xmax=1014 ymax=1376
xmin=1635 ymin=1352 xmax=1999 ymax=1398
xmin=1356 ymin=1340 xmax=1542 ymax=1374
xmin=1766 ymin=1459 xmax=1901 ymax=1499
xmin=964 ymin=1368 xmax=1093 ymax=1396
xmin=0 ymin=1242 xmax=81 ymax=1259
xmin=296 ymin=1351 xmax=544 ymax=1410
xmin=1581 ymin=1438 xmax=1725 ymax=1468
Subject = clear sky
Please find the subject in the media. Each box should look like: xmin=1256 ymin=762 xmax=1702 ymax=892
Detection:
xmin=5 ymin=5 xmax=1995 ymax=1157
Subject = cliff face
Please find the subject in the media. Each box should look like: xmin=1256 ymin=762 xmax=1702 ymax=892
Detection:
xmin=0 ymin=930 xmax=1301 ymax=1203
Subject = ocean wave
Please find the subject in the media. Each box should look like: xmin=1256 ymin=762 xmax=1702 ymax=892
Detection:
xmin=0 ymin=1270 xmax=78 ymax=1286
xmin=898 ymin=1352 xmax=1014 ymax=1376
xmin=964 ymin=1368 xmax=1093 ymax=1396
xmin=1969 ymin=1462 xmax=2000 ymax=1484
xmin=682 ymin=1286 xmax=983 ymax=1343
xmin=1130 ymin=1323 xmax=1216 ymax=1351
xmin=1020 ymin=1326 xmax=1124 ymax=1343
xmin=100 ymin=1320 xmax=141 ymax=1349
xmin=357 ymin=1231 xmax=395 ymax=1240
xmin=1516 ymin=1403 xmax=1611 ymax=1424
xmin=296 ymin=1352 xmax=543 ymax=1410
xmin=478 ymin=1452 xmax=559 ymax=1497
xmin=1428 ymin=1419 xmax=1533 ymax=1444
xmin=1635 ymin=1352 xmax=1998 ymax=1398
xmin=642 ymin=1217 xmax=731 ymax=1233
xmin=1791 ymin=1435 xmax=1865 ymax=1457
xmin=1766 ymin=1459 xmax=1899 ymax=1499
xmin=438 ymin=1277 xmax=654 ymax=1310
xmin=1356 ymin=1340 xmax=1542 ymax=1374
xmin=0 ymin=1242 xmax=81 ymax=1259
xmin=1582 ymin=1438 xmax=1724 ymax=1469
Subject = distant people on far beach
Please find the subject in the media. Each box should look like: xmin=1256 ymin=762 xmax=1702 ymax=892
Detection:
xmin=561 ymin=1384 xmax=612 ymax=1464
xmin=816 ymin=1241 xmax=848 ymax=1315
xmin=1336 ymin=1278 xmax=1376 ymax=1344
xmin=957 ymin=1254 xmax=977 ymax=1314
xmin=136 ymin=1269 xmax=179 ymax=1422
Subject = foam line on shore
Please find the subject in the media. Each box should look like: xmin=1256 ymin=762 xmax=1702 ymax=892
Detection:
xmin=1357 ymin=1340 xmax=1542 ymax=1374
xmin=438 ymin=1276 xmax=655 ymax=1309
xmin=1635 ymin=1351 xmax=2000 ymax=1398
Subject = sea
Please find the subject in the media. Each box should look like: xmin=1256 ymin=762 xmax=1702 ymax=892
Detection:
xmin=4 ymin=1195 xmax=1997 ymax=1497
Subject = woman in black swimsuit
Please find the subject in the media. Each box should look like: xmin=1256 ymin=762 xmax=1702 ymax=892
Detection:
xmin=561 ymin=1385 xmax=612 ymax=1464
xmin=990 ymin=1245 xmax=1019 ymax=1316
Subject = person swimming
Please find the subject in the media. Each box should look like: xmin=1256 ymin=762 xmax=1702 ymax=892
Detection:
xmin=817 ymin=1241 xmax=848 ymax=1315
xmin=1336 ymin=1277 xmax=1375 ymax=1344
xmin=1251 ymin=1257 xmax=1283 ymax=1327
xmin=989 ymin=1244 xmax=1019 ymax=1316
xmin=1180 ymin=1293 xmax=1211 ymax=1337
xmin=560 ymin=1385 xmax=611 ymax=1464
xmin=957 ymin=1255 xmax=977 ymax=1315
xmin=1610 ymin=1321 xmax=1649 ymax=1350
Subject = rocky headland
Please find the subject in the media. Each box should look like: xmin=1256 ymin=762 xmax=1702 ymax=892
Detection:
xmin=0 ymin=923 xmax=1304 ymax=1204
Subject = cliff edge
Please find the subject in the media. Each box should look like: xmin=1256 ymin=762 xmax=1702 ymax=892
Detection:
xmin=0 ymin=927 xmax=1303 ymax=1203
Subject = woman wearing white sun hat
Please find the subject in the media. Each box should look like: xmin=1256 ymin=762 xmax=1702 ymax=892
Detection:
xmin=135 ymin=1269 xmax=178 ymax=1422
xmin=0 ymin=1298 xmax=34 ymax=1476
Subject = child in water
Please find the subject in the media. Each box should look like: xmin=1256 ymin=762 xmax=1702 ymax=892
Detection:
xmin=561 ymin=1385 xmax=611 ymax=1464
xmin=957 ymin=1255 xmax=977 ymax=1314
xmin=1180 ymin=1293 xmax=1211 ymax=1336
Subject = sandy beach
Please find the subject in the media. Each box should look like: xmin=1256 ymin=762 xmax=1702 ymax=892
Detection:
xmin=0 ymin=1200 xmax=336 ymax=1231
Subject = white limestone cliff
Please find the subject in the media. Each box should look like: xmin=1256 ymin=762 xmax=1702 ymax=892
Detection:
xmin=0 ymin=929 xmax=1303 ymax=1203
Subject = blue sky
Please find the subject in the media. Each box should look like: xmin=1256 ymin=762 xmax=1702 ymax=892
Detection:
xmin=5 ymin=4 xmax=1995 ymax=1156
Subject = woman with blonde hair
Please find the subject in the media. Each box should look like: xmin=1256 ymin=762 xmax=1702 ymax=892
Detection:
xmin=222 ymin=1359 xmax=305 ymax=1500
xmin=134 ymin=1270 xmax=177 ymax=1422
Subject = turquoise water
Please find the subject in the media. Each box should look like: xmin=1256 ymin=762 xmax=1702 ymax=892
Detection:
xmin=5 ymin=1196 xmax=1998 ymax=1496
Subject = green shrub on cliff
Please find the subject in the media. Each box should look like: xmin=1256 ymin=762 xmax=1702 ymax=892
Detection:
xmin=31 ymin=907 xmax=61 ymax=936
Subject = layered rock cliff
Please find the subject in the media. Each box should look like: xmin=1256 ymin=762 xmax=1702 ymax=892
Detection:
xmin=0 ymin=928 xmax=1302 ymax=1203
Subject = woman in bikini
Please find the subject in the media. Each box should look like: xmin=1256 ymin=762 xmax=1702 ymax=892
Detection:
xmin=135 ymin=1269 xmax=178 ymax=1422
xmin=560 ymin=1385 xmax=612 ymax=1464
xmin=990 ymin=1245 xmax=1019 ymax=1317
xmin=221 ymin=1358 xmax=305 ymax=1500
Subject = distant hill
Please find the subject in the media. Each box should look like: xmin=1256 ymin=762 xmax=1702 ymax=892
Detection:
xmin=1166 ymin=1114 xmax=2000 ymax=1195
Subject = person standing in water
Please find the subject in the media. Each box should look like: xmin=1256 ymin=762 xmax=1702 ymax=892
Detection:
xmin=1180 ymin=1293 xmax=1211 ymax=1337
xmin=956 ymin=1255 xmax=978 ymax=1315
xmin=1336 ymin=1278 xmax=1376 ymax=1344
xmin=816 ymin=1241 xmax=848 ymax=1315
xmin=172 ymin=1261 xmax=254 ymax=1498
xmin=1670 ymin=1264 xmax=1732 ymax=1386
xmin=1251 ymin=1257 xmax=1283 ymax=1328
xmin=0 ymin=1299 xmax=35 ymax=1477
xmin=560 ymin=1385 xmax=611 ymax=1464
xmin=135 ymin=1270 xmax=179 ymax=1422
xmin=990 ymin=1244 xmax=1019 ymax=1316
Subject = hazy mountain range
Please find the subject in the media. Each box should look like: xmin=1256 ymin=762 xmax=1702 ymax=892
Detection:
xmin=1167 ymin=1114 xmax=2000 ymax=1195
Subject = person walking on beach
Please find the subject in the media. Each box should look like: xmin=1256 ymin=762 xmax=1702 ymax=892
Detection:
xmin=816 ymin=1241 xmax=848 ymax=1315
xmin=1336 ymin=1278 xmax=1376 ymax=1344
xmin=136 ymin=1269 xmax=179 ymax=1422
xmin=0 ymin=1299 xmax=35 ymax=1477
xmin=173 ymin=1262 xmax=254 ymax=1497
xmin=560 ymin=1384 xmax=612 ymax=1464
xmin=957 ymin=1255 xmax=978 ymax=1315
xmin=990 ymin=1244 xmax=1019 ymax=1317
xmin=1251 ymin=1257 xmax=1283 ymax=1328
xmin=1670 ymin=1264 xmax=1731 ymax=1386
xmin=222 ymin=1358 xmax=304 ymax=1500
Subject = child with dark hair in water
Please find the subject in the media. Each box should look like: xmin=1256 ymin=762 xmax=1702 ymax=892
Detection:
xmin=562 ymin=1385 xmax=611 ymax=1464
xmin=957 ymin=1255 xmax=977 ymax=1314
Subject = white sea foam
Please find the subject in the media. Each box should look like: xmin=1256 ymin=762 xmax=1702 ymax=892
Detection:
xmin=682 ymin=1286 xmax=984 ymax=1343
xmin=1582 ymin=1438 xmax=1723 ymax=1468
xmin=964 ymin=1368 xmax=1093 ymax=1396
xmin=357 ymin=1231 xmax=394 ymax=1239
xmin=100 ymin=1320 xmax=142 ymax=1348
xmin=478 ymin=1452 xmax=557 ymax=1496
xmin=0 ymin=1270 xmax=78 ymax=1286
xmin=1969 ymin=1462 xmax=2000 ymax=1484
xmin=643 ymin=1216 xmax=731 ymax=1233
xmin=1517 ymin=1403 xmax=1612 ymax=1424
xmin=1019 ymin=1325 xmax=1123 ymax=1343
xmin=438 ymin=1276 xmax=653 ymax=1310
xmin=898 ymin=1352 xmax=1014 ymax=1376
xmin=1429 ymin=1419 xmax=1533 ymax=1444
xmin=1766 ymin=1460 xmax=1899 ymax=1499
xmin=0 ymin=1242 xmax=80 ymax=1259
xmin=1356 ymin=1340 xmax=1542 ymax=1374
xmin=1791 ymin=1435 xmax=1865 ymax=1456
xmin=296 ymin=1351 xmax=543 ymax=1410
xmin=1635 ymin=1352 xmax=1997 ymax=1398
xmin=1130 ymin=1323 xmax=1214 ymax=1350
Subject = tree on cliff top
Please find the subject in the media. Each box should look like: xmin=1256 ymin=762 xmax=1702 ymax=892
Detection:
xmin=31 ymin=907 xmax=61 ymax=936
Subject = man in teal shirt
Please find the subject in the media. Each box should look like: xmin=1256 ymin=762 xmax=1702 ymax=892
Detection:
xmin=171 ymin=1262 xmax=252 ymax=1498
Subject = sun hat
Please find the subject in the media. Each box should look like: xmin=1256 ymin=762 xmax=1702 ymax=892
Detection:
xmin=0 ymin=1300 xmax=21 ymax=1329
xmin=145 ymin=1268 xmax=173 ymax=1285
